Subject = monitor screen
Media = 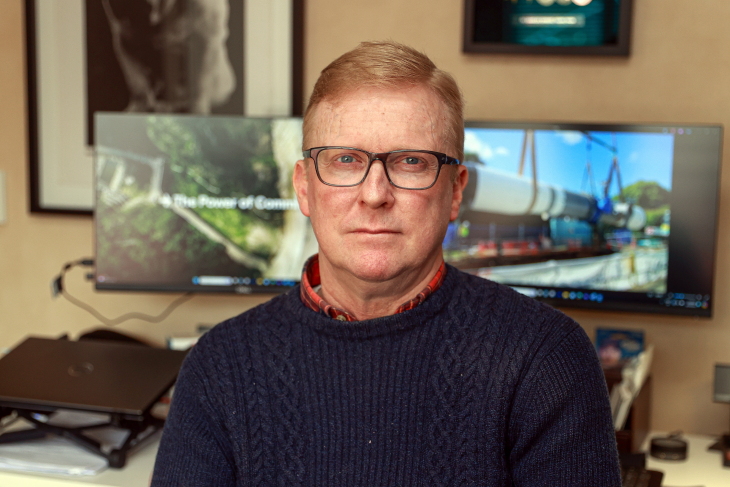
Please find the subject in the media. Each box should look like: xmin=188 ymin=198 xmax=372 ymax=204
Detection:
xmin=94 ymin=114 xmax=723 ymax=317
xmin=94 ymin=113 xmax=316 ymax=294
xmin=447 ymin=121 xmax=723 ymax=316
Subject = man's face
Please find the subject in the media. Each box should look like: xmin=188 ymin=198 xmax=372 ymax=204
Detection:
xmin=293 ymin=85 xmax=468 ymax=284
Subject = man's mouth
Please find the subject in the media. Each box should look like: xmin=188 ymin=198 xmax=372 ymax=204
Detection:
xmin=352 ymin=228 xmax=399 ymax=234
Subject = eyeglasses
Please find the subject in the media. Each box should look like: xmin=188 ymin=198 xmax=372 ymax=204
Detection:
xmin=303 ymin=147 xmax=461 ymax=190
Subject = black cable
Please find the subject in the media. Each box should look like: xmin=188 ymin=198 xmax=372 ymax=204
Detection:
xmin=52 ymin=259 xmax=194 ymax=327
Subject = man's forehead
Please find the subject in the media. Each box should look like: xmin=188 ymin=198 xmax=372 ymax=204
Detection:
xmin=309 ymin=87 xmax=447 ymax=151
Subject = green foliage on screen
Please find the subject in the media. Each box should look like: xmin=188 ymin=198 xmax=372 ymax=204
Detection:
xmin=616 ymin=180 xmax=670 ymax=227
xmin=96 ymin=116 xmax=288 ymax=284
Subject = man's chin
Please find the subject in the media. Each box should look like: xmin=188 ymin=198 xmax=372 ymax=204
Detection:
xmin=339 ymin=253 xmax=415 ymax=284
xmin=349 ymin=267 xmax=401 ymax=284
xmin=320 ymin=245 xmax=439 ymax=285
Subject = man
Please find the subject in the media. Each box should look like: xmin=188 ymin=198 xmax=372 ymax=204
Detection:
xmin=152 ymin=41 xmax=621 ymax=486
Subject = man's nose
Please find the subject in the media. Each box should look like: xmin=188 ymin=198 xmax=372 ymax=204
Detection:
xmin=359 ymin=159 xmax=394 ymax=207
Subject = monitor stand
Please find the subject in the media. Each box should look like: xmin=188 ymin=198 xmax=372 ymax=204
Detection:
xmin=0 ymin=406 xmax=164 ymax=469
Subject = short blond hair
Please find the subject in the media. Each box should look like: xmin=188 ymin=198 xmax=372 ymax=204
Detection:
xmin=303 ymin=41 xmax=464 ymax=161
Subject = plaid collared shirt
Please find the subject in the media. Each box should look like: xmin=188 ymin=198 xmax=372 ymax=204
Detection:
xmin=299 ymin=253 xmax=447 ymax=322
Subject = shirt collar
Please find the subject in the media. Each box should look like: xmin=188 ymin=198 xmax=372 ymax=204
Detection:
xmin=299 ymin=253 xmax=447 ymax=322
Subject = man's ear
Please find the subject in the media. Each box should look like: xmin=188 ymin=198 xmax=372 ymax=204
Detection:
xmin=449 ymin=165 xmax=469 ymax=222
xmin=292 ymin=159 xmax=311 ymax=217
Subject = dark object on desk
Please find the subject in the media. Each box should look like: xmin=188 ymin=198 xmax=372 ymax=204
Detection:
xmin=619 ymin=453 xmax=663 ymax=486
xmin=619 ymin=451 xmax=647 ymax=469
xmin=0 ymin=336 xmax=185 ymax=415
xmin=620 ymin=465 xmax=663 ymax=487
xmin=619 ymin=452 xmax=664 ymax=486
xmin=78 ymin=328 xmax=153 ymax=347
xmin=708 ymin=434 xmax=730 ymax=467
xmin=650 ymin=433 xmax=688 ymax=461
xmin=619 ymin=453 xmax=664 ymax=487
xmin=0 ymin=336 xmax=187 ymax=468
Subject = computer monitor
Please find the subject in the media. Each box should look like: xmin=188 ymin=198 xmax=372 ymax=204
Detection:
xmin=446 ymin=121 xmax=722 ymax=316
xmin=95 ymin=114 xmax=723 ymax=317
xmin=94 ymin=113 xmax=316 ymax=294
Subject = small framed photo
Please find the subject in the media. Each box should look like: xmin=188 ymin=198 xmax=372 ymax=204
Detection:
xmin=463 ymin=0 xmax=633 ymax=56
xmin=595 ymin=328 xmax=644 ymax=367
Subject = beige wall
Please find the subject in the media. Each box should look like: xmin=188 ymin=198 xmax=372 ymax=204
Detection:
xmin=1 ymin=0 xmax=729 ymax=435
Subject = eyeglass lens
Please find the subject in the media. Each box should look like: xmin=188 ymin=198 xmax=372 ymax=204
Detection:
xmin=315 ymin=148 xmax=440 ymax=189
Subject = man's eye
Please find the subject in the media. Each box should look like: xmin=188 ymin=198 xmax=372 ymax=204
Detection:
xmin=393 ymin=155 xmax=424 ymax=166
xmin=336 ymin=155 xmax=356 ymax=163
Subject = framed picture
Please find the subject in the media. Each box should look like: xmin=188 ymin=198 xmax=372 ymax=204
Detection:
xmin=463 ymin=0 xmax=632 ymax=56
xmin=26 ymin=0 xmax=304 ymax=215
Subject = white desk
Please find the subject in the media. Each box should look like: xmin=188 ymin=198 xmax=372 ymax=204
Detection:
xmin=643 ymin=433 xmax=730 ymax=487
xmin=4 ymin=432 xmax=728 ymax=486
xmin=0 ymin=438 xmax=158 ymax=487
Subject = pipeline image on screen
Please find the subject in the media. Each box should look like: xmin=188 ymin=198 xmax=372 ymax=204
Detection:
xmin=447 ymin=127 xmax=672 ymax=292
xmin=94 ymin=114 xmax=317 ymax=293
xmin=446 ymin=122 xmax=722 ymax=316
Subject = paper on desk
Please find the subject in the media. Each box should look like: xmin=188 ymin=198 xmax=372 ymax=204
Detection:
xmin=0 ymin=410 xmax=129 ymax=476
xmin=0 ymin=437 xmax=109 ymax=476
xmin=611 ymin=344 xmax=654 ymax=431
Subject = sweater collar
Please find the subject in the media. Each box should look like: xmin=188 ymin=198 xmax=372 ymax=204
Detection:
xmin=287 ymin=262 xmax=462 ymax=339
xmin=299 ymin=253 xmax=447 ymax=322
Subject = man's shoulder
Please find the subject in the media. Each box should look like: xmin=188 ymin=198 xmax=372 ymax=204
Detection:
xmin=447 ymin=265 xmax=579 ymax=338
xmin=447 ymin=269 xmax=599 ymax=397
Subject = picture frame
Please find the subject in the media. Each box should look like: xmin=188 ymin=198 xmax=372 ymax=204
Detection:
xmin=26 ymin=0 xmax=304 ymax=215
xmin=463 ymin=0 xmax=633 ymax=56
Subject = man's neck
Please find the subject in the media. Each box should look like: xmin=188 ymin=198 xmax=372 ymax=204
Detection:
xmin=316 ymin=255 xmax=444 ymax=321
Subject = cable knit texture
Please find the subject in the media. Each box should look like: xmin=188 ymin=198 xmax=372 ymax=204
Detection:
xmin=151 ymin=266 xmax=621 ymax=486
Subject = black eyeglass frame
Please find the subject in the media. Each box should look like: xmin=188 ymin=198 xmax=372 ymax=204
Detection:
xmin=303 ymin=146 xmax=461 ymax=190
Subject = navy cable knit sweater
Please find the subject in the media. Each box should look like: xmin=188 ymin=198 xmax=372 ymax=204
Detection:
xmin=151 ymin=266 xmax=621 ymax=486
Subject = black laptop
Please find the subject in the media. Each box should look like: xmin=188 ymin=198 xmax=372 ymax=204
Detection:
xmin=0 ymin=336 xmax=188 ymax=417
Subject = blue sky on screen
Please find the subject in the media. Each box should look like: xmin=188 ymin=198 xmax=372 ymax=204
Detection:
xmin=464 ymin=128 xmax=674 ymax=198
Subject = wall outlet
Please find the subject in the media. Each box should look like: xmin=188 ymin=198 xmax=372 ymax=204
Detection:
xmin=0 ymin=170 xmax=6 ymax=225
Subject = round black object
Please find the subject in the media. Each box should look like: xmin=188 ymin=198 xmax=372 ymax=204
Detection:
xmin=108 ymin=449 xmax=127 ymax=469
xmin=650 ymin=436 xmax=688 ymax=461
